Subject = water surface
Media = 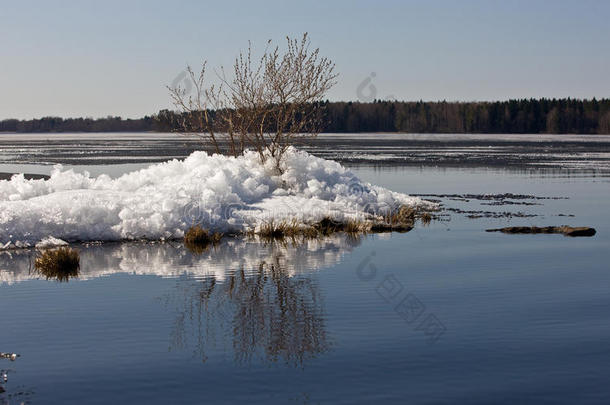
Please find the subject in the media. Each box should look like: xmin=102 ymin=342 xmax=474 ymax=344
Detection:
xmin=1 ymin=136 xmax=609 ymax=404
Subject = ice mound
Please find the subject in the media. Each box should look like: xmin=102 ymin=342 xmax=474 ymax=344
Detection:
xmin=0 ymin=147 xmax=428 ymax=248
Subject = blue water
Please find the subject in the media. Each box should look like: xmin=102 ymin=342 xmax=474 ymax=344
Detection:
xmin=1 ymin=165 xmax=609 ymax=404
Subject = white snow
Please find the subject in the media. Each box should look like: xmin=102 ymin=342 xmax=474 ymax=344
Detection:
xmin=35 ymin=236 xmax=68 ymax=248
xmin=0 ymin=147 xmax=430 ymax=248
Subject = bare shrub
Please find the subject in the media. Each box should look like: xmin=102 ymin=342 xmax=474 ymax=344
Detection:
xmin=168 ymin=33 xmax=337 ymax=170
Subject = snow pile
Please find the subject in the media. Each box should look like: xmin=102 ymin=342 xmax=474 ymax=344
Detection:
xmin=35 ymin=236 xmax=69 ymax=248
xmin=0 ymin=147 xmax=429 ymax=248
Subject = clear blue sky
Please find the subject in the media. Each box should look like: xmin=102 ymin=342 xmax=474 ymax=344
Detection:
xmin=1 ymin=0 xmax=609 ymax=119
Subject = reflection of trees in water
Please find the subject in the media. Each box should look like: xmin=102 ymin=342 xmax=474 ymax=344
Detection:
xmin=164 ymin=252 xmax=329 ymax=367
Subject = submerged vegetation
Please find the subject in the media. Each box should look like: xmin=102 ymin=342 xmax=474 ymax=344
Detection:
xmin=34 ymin=247 xmax=80 ymax=281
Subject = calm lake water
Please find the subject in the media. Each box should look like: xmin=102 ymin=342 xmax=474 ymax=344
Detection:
xmin=1 ymin=134 xmax=609 ymax=404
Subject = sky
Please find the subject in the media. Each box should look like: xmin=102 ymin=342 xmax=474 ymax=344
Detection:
xmin=1 ymin=0 xmax=609 ymax=119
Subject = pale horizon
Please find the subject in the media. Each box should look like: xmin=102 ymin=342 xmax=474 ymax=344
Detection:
xmin=2 ymin=0 xmax=609 ymax=120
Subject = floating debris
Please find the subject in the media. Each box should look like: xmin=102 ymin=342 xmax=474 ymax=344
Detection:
xmin=480 ymin=200 xmax=542 ymax=206
xmin=411 ymin=193 xmax=567 ymax=201
xmin=486 ymin=226 xmax=596 ymax=237
xmin=416 ymin=192 xmax=562 ymax=220
xmin=0 ymin=353 xmax=19 ymax=362
xmin=446 ymin=207 xmax=537 ymax=219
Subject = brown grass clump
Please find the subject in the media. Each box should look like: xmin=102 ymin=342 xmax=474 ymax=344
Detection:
xmin=385 ymin=206 xmax=415 ymax=226
xmin=258 ymin=220 xmax=286 ymax=240
xmin=368 ymin=205 xmax=417 ymax=233
xmin=419 ymin=212 xmax=432 ymax=226
xmin=252 ymin=210 xmax=429 ymax=241
xmin=255 ymin=217 xmax=369 ymax=241
xmin=314 ymin=217 xmax=345 ymax=235
xmin=343 ymin=219 xmax=366 ymax=234
xmin=258 ymin=219 xmax=304 ymax=240
xmin=34 ymin=247 xmax=80 ymax=282
xmin=300 ymin=226 xmax=321 ymax=239
xmin=184 ymin=225 xmax=223 ymax=254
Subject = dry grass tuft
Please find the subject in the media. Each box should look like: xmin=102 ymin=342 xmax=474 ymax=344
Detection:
xmin=300 ymin=226 xmax=322 ymax=239
xmin=258 ymin=219 xmax=305 ymax=240
xmin=34 ymin=247 xmax=80 ymax=282
xmin=255 ymin=217 xmax=370 ymax=241
xmin=343 ymin=220 xmax=364 ymax=234
xmin=367 ymin=205 xmax=418 ymax=233
xmin=419 ymin=212 xmax=432 ymax=226
xmin=314 ymin=217 xmax=345 ymax=235
xmin=258 ymin=220 xmax=287 ymax=240
xmin=251 ymin=209 xmax=429 ymax=241
xmin=184 ymin=225 xmax=223 ymax=254
xmin=385 ymin=206 xmax=416 ymax=226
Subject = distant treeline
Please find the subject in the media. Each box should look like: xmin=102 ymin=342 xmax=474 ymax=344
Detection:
xmin=0 ymin=115 xmax=157 ymax=133
xmin=3 ymin=98 xmax=610 ymax=134
xmin=323 ymin=98 xmax=610 ymax=134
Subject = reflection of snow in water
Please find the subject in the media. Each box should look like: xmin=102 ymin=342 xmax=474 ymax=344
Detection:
xmin=0 ymin=235 xmax=361 ymax=285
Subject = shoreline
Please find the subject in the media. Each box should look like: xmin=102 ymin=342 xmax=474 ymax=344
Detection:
xmin=1 ymin=133 xmax=610 ymax=171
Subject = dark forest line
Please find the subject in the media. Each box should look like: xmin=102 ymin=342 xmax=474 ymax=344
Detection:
xmin=2 ymin=98 xmax=610 ymax=134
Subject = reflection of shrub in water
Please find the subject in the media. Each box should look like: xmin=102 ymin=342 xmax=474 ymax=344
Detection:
xmin=34 ymin=247 xmax=80 ymax=282
xmin=233 ymin=259 xmax=328 ymax=366
xmin=167 ymin=255 xmax=329 ymax=367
